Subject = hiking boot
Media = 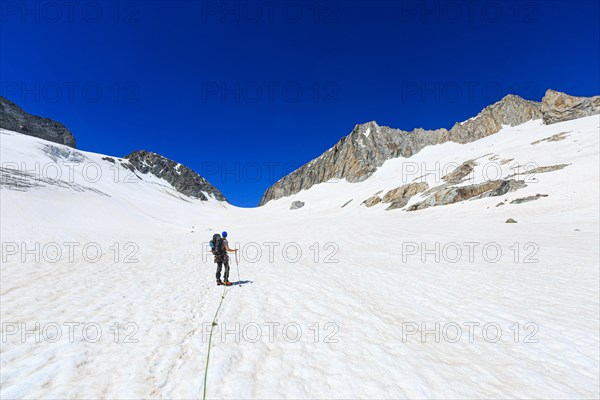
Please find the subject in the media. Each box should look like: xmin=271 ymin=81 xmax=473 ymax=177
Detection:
xmin=216 ymin=280 xmax=223 ymax=286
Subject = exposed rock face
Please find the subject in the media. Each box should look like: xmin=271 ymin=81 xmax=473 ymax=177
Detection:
xmin=260 ymin=94 xmax=541 ymax=205
xmin=290 ymin=200 xmax=305 ymax=210
xmin=341 ymin=199 xmax=353 ymax=208
xmin=506 ymin=218 xmax=518 ymax=223
xmin=382 ymin=182 xmax=429 ymax=203
xmin=382 ymin=182 xmax=429 ymax=210
xmin=527 ymin=164 xmax=570 ymax=174
xmin=447 ymin=94 xmax=542 ymax=143
xmin=125 ymin=150 xmax=226 ymax=201
xmin=362 ymin=195 xmax=382 ymax=207
xmin=541 ymin=89 xmax=600 ymax=124
xmin=505 ymin=163 xmax=570 ymax=180
xmin=531 ymin=131 xmax=570 ymax=144
xmin=442 ymin=160 xmax=476 ymax=184
xmin=0 ymin=96 xmax=76 ymax=147
xmin=510 ymin=194 xmax=548 ymax=204
xmin=407 ymin=179 xmax=526 ymax=211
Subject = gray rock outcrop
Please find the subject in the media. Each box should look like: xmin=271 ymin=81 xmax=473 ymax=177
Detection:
xmin=362 ymin=195 xmax=382 ymax=207
xmin=0 ymin=96 xmax=76 ymax=147
xmin=528 ymin=164 xmax=570 ymax=174
xmin=125 ymin=150 xmax=226 ymax=201
xmin=442 ymin=160 xmax=476 ymax=184
xmin=510 ymin=194 xmax=548 ymax=204
xmin=260 ymin=94 xmax=541 ymax=205
xmin=407 ymin=179 xmax=526 ymax=211
xmin=382 ymin=182 xmax=429 ymax=203
xmin=290 ymin=201 xmax=305 ymax=210
xmin=531 ymin=131 xmax=569 ymax=144
xmin=382 ymin=182 xmax=429 ymax=210
xmin=541 ymin=89 xmax=600 ymax=124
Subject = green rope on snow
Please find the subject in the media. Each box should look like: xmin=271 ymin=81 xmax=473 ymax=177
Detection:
xmin=202 ymin=283 xmax=228 ymax=400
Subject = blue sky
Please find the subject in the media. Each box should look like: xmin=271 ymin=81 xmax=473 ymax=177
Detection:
xmin=1 ymin=0 xmax=599 ymax=206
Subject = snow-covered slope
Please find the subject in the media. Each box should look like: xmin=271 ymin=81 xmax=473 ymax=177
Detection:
xmin=0 ymin=128 xmax=227 ymax=237
xmin=1 ymin=116 xmax=599 ymax=399
xmin=263 ymin=116 xmax=599 ymax=218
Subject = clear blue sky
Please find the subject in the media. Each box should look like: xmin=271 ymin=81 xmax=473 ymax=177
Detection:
xmin=1 ymin=0 xmax=599 ymax=206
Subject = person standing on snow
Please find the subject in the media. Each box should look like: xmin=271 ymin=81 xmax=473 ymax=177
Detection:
xmin=212 ymin=231 xmax=237 ymax=286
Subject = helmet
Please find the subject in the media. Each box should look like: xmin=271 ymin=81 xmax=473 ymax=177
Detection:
xmin=222 ymin=231 xmax=228 ymax=237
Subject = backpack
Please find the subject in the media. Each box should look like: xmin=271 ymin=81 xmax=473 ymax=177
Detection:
xmin=210 ymin=233 xmax=224 ymax=256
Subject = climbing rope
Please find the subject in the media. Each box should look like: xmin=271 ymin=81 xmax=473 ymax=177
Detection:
xmin=202 ymin=250 xmax=241 ymax=398
xmin=202 ymin=283 xmax=228 ymax=400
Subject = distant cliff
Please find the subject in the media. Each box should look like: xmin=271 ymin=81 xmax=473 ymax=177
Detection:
xmin=0 ymin=96 xmax=76 ymax=147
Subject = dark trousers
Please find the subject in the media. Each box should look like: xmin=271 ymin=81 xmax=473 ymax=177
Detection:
xmin=216 ymin=255 xmax=230 ymax=282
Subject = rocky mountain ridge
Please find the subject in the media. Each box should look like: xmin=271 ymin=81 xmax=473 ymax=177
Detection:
xmin=0 ymin=96 xmax=76 ymax=148
xmin=541 ymin=89 xmax=600 ymax=124
xmin=125 ymin=150 xmax=227 ymax=202
xmin=259 ymin=89 xmax=599 ymax=205
xmin=0 ymin=96 xmax=226 ymax=202
xmin=2 ymin=89 xmax=597 ymax=207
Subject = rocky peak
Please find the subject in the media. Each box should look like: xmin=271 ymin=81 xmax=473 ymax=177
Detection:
xmin=0 ymin=96 xmax=76 ymax=147
xmin=353 ymin=120 xmax=380 ymax=137
xmin=541 ymin=89 xmax=600 ymax=124
xmin=448 ymin=94 xmax=542 ymax=143
xmin=125 ymin=150 xmax=227 ymax=202
xmin=259 ymin=94 xmax=543 ymax=206
xmin=261 ymin=89 xmax=600 ymax=206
